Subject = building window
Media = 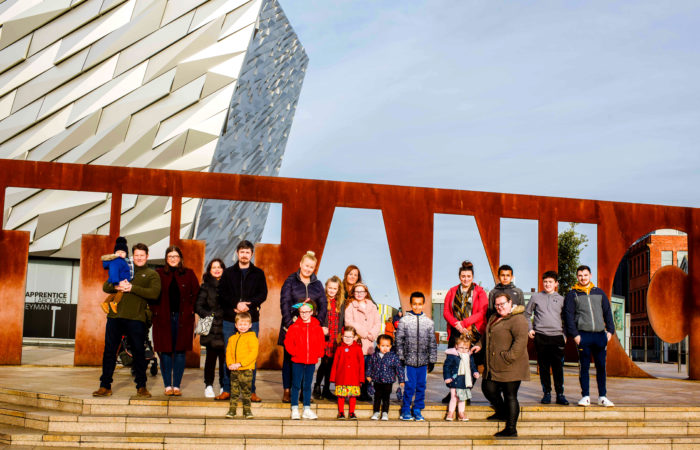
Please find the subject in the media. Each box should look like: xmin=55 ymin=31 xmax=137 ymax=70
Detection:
xmin=661 ymin=251 xmax=673 ymax=267
xmin=677 ymin=251 xmax=688 ymax=267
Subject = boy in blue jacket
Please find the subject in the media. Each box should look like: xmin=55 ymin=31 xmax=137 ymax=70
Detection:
xmin=366 ymin=334 xmax=404 ymax=421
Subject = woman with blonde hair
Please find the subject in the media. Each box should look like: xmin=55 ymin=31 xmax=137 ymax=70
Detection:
xmin=278 ymin=251 xmax=327 ymax=403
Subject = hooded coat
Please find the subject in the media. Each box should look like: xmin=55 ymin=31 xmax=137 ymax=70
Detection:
xmin=479 ymin=305 xmax=530 ymax=382
xmin=284 ymin=316 xmax=326 ymax=364
xmin=278 ymin=271 xmax=326 ymax=345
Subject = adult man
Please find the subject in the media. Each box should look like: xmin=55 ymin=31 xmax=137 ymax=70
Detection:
xmin=487 ymin=265 xmax=525 ymax=320
xmin=525 ymin=271 xmax=569 ymax=405
xmin=563 ymin=265 xmax=615 ymax=407
xmin=216 ymin=240 xmax=268 ymax=401
xmin=93 ymin=243 xmax=161 ymax=398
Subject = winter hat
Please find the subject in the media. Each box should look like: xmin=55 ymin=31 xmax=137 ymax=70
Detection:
xmin=114 ymin=236 xmax=129 ymax=255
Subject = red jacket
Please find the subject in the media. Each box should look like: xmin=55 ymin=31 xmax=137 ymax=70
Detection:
xmin=284 ymin=317 xmax=325 ymax=364
xmin=330 ymin=341 xmax=364 ymax=386
xmin=444 ymin=284 xmax=488 ymax=338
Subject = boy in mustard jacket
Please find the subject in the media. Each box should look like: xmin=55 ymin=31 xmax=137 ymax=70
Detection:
xmin=225 ymin=312 xmax=258 ymax=419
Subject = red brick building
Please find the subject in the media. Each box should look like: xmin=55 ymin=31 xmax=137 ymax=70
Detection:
xmin=627 ymin=230 xmax=687 ymax=352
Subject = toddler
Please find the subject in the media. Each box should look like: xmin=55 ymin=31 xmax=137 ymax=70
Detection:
xmin=365 ymin=334 xmax=404 ymax=421
xmin=225 ymin=312 xmax=258 ymax=419
xmin=330 ymin=326 xmax=364 ymax=419
xmin=284 ymin=301 xmax=325 ymax=420
xmin=100 ymin=236 xmax=133 ymax=314
xmin=443 ymin=335 xmax=479 ymax=421
xmin=395 ymin=292 xmax=437 ymax=421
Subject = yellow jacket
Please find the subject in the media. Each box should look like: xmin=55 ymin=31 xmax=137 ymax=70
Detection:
xmin=226 ymin=331 xmax=258 ymax=370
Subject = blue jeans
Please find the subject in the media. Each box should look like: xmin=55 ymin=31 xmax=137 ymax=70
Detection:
xmin=291 ymin=362 xmax=316 ymax=407
xmin=577 ymin=331 xmax=608 ymax=397
xmin=100 ymin=317 xmax=147 ymax=389
xmin=402 ymin=365 xmax=427 ymax=415
xmin=222 ymin=320 xmax=259 ymax=393
xmin=159 ymin=313 xmax=186 ymax=388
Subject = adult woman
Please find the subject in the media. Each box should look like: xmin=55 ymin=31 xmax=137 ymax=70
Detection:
xmin=152 ymin=246 xmax=199 ymax=396
xmin=344 ymin=282 xmax=381 ymax=401
xmin=472 ymin=292 xmax=530 ymax=437
xmin=443 ymin=261 xmax=488 ymax=348
xmin=194 ymin=258 xmax=226 ymax=398
xmin=278 ymin=251 xmax=327 ymax=403
xmin=342 ymin=265 xmax=362 ymax=300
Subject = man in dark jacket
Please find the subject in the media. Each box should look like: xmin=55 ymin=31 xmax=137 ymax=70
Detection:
xmin=216 ymin=240 xmax=268 ymax=401
xmin=93 ymin=243 xmax=161 ymax=398
xmin=563 ymin=265 xmax=615 ymax=407
xmin=487 ymin=265 xmax=525 ymax=320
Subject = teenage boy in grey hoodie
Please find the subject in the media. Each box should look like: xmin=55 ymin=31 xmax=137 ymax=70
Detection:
xmin=487 ymin=265 xmax=525 ymax=320
xmin=525 ymin=271 xmax=568 ymax=405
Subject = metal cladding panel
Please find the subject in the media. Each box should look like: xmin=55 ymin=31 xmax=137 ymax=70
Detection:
xmin=195 ymin=0 xmax=308 ymax=263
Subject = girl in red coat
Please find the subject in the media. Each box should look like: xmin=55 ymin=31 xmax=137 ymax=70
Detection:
xmin=284 ymin=301 xmax=325 ymax=420
xmin=330 ymin=326 xmax=364 ymax=419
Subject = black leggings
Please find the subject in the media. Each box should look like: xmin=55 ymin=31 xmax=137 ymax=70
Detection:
xmin=481 ymin=378 xmax=521 ymax=429
xmin=314 ymin=355 xmax=333 ymax=390
xmin=203 ymin=346 xmax=226 ymax=387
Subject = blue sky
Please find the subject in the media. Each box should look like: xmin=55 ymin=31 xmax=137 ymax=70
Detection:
xmin=262 ymin=1 xmax=700 ymax=306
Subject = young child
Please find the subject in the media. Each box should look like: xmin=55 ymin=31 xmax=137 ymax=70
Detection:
xmin=330 ymin=326 xmax=364 ymax=419
xmin=313 ymin=276 xmax=344 ymax=401
xmin=284 ymin=301 xmax=325 ymax=420
xmin=395 ymin=292 xmax=437 ymax=421
xmin=225 ymin=312 xmax=258 ymax=419
xmin=443 ymin=334 xmax=479 ymax=421
xmin=365 ymin=334 xmax=404 ymax=421
xmin=100 ymin=236 xmax=133 ymax=314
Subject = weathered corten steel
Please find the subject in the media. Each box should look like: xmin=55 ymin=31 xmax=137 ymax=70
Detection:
xmin=647 ymin=265 xmax=689 ymax=344
xmin=0 ymin=230 xmax=29 ymax=365
xmin=0 ymin=160 xmax=697 ymax=379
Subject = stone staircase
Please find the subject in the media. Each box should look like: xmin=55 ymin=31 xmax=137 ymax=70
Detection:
xmin=0 ymin=387 xmax=699 ymax=449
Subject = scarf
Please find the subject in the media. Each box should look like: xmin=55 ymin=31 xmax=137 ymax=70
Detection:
xmin=456 ymin=352 xmax=473 ymax=400
xmin=572 ymin=282 xmax=595 ymax=294
xmin=452 ymin=284 xmax=474 ymax=321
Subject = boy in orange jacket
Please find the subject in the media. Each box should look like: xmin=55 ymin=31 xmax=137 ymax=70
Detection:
xmin=225 ymin=312 xmax=258 ymax=419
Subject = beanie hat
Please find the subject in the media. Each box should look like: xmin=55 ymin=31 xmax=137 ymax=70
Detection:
xmin=114 ymin=236 xmax=129 ymax=255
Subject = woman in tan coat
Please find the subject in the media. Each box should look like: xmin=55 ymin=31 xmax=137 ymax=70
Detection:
xmin=472 ymin=292 xmax=529 ymax=437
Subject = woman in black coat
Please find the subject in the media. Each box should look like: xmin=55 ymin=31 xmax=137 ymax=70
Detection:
xmin=194 ymin=259 xmax=226 ymax=398
xmin=278 ymin=251 xmax=327 ymax=402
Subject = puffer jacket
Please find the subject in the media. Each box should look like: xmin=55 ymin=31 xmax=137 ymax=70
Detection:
xmin=365 ymin=350 xmax=404 ymax=384
xmin=395 ymin=311 xmax=437 ymax=368
xmin=284 ymin=316 xmax=325 ymax=365
xmin=480 ymin=305 xmax=530 ymax=382
xmin=278 ymin=271 xmax=326 ymax=345
xmin=194 ymin=274 xmax=225 ymax=349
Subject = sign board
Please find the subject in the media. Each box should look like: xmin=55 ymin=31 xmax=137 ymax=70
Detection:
xmin=23 ymin=259 xmax=79 ymax=339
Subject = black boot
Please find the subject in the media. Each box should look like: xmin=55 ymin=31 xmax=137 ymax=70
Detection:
xmin=322 ymin=385 xmax=336 ymax=401
xmin=494 ymin=427 xmax=517 ymax=437
xmin=313 ymin=384 xmax=322 ymax=400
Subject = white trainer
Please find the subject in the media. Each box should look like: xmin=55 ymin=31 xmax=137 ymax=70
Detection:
xmin=204 ymin=386 xmax=215 ymax=398
xmin=220 ymin=387 xmax=224 ymax=395
xmin=381 ymin=412 xmax=389 ymax=421
xmin=291 ymin=406 xmax=300 ymax=420
xmin=370 ymin=412 xmax=380 ymax=420
xmin=598 ymin=396 xmax=614 ymax=407
xmin=578 ymin=396 xmax=591 ymax=406
xmin=302 ymin=407 xmax=317 ymax=420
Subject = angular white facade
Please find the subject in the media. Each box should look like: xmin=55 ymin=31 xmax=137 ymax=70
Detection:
xmin=0 ymin=0 xmax=307 ymax=262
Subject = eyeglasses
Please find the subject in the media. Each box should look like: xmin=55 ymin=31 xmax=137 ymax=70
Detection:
xmin=494 ymin=302 xmax=509 ymax=308
xmin=166 ymin=254 xmax=180 ymax=259
xmin=299 ymin=310 xmax=313 ymax=315
xmin=354 ymin=290 xmax=366 ymax=294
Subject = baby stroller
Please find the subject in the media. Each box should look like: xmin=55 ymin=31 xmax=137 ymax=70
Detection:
xmin=117 ymin=334 xmax=158 ymax=377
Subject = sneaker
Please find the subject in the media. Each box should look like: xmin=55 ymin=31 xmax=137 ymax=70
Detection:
xmin=302 ymin=407 xmax=317 ymax=420
xmin=413 ymin=410 xmax=425 ymax=422
xmin=540 ymin=392 xmax=551 ymax=404
xmin=92 ymin=387 xmax=112 ymax=397
xmin=598 ymin=396 xmax=614 ymax=407
xmin=458 ymin=413 xmax=469 ymax=422
xmin=381 ymin=412 xmax=389 ymax=421
xmin=578 ymin=396 xmax=591 ymax=407
xmin=348 ymin=412 xmax=358 ymax=420
xmin=290 ymin=406 xmax=300 ymax=420
xmin=225 ymin=408 xmax=236 ymax=418
xmin=220 ymin=387 xmax=224 ymax=395
xmin=371 ymin=412 xmax=381 ymax=420
xmin=243 ymin=410 xmax=254 ymax=419
xmin=445 ymin=412 xmax=454 ymax=421
xmin=204 ymin=386 xmax=215 ymax=398
xmin=399 ymin=412 xmax=414 ymax=421
xmin=556 ymin=394 xmax=569 ymax=405
xmin=337 ymin=412 xmax=345 ymax=419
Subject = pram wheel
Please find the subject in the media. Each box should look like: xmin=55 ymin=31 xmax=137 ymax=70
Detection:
xmin=150 ymin=360 xmax=158 ymax=376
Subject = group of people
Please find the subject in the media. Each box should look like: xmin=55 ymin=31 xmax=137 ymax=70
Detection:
xmin=93 ymin=237 xmax=616 ymax=437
